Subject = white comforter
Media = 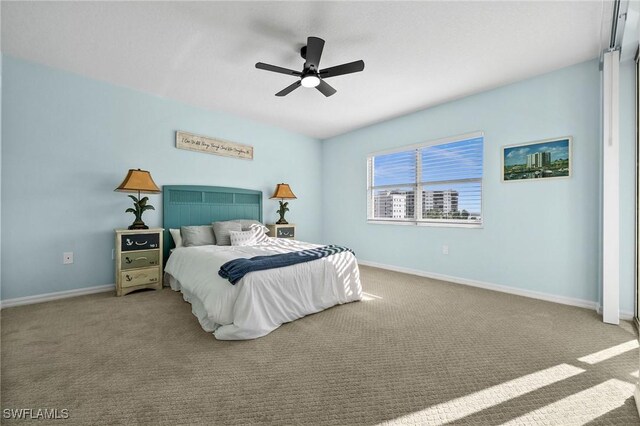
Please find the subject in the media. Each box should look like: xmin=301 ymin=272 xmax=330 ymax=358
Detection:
xmin=164 ymin=238 xmax=362 ymax=340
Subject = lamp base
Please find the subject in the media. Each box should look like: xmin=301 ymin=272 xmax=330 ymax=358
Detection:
xmin=128 ymin=221 xmax=149 ymax=230
xmin=275 ymin=219 xmax=289 ymax=225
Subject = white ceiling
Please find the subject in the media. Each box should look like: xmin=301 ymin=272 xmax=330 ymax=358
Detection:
xmin=1 ymin=1 xmax=610 ymax=139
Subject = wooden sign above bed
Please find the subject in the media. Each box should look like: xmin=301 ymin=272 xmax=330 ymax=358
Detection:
xmin=176 ymin=131 xmax=254 ymax=160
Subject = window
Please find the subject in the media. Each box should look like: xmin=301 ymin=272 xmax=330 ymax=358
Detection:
xmin=367 ymin=132 xmax=483 ymax=226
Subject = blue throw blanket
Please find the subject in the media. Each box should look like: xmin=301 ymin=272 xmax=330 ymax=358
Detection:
xmin=218 ymin=245 xmax=355 ymax=285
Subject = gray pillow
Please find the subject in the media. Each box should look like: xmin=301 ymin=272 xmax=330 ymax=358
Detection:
xmin=212 ymin=221 xmax=242 ymax=246
xmin=232 ymin=219 xmax=269 ymax=234
xmin=181 ymin=225 xmax=216 ymax=247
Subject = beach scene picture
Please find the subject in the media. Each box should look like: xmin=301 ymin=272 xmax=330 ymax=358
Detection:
xmin=503 ymin=137 xmax=571 ymax=181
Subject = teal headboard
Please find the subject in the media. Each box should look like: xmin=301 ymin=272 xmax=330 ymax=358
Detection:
xmin=162 ymin=185 xmax=263 ymax=262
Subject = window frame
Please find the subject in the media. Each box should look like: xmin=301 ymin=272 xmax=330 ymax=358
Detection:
xmin=367 ymin=131 xmax=484 ymax=228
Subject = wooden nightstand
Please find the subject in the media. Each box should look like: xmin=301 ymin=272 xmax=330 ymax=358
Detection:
xmin=266 ymin=224 xmax=296 ymax=239
xmin=115 ymin=228 xmax=163 ymax=296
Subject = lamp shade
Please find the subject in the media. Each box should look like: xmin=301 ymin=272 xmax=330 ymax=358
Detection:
xmin=270 ymin=183 xmax=297 ymax=199
xmin=115 ymin=169 xmax=161 ymax=193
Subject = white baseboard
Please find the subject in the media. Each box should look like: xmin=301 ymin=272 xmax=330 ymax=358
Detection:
xmin=1 ymin=284 xmax=115 ymax=309
xmin=595 ymin=305 xmax=635 ymax=321
xmin=358 ymin=260 xmax=610 ymax=314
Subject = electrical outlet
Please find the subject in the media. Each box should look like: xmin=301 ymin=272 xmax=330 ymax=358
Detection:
xmin=442 ymin=245 xmax=449 ymax=255
xmin=63 ymin=252 xmax=74 ymax=264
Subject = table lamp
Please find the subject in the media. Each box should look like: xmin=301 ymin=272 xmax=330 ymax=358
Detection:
xmin=270 ymin=183 xmax=297 ymax=224
xmin=115 ymin=169 xmax=161 ymax=229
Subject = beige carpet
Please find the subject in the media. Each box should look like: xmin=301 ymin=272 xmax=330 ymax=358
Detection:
xmin=1 ymin=265 xmax=638 ymax=425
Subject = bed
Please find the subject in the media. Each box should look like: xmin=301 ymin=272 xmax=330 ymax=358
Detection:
xmin=162 ymin=185 xmax=362 ymax=340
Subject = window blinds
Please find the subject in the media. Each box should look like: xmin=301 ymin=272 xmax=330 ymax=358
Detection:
xmin=367 ymin=134 xmax=483 ymax=225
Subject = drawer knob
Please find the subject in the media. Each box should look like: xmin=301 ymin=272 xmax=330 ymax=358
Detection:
xmin=125 ymin=275 xmax=132 ymax=281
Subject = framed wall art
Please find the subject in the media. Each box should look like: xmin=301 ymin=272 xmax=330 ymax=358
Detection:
xmin=502 ymin=136 xmax=571 ymax=182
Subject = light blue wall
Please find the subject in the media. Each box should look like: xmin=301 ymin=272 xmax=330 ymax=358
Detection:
xmin=1 ymin=53 xmax=634 ymax=312
xmin=322 ymin=60 xmax=604 ymax=306
xmin=620 ymin=59 xmax=637 ymax=315
xmin=1 ymin=55 xmax=322 ymax=300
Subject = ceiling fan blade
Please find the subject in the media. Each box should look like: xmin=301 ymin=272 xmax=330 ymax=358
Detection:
xmin=319 ymin=60 xmax=365 ymax=79
xmin=256 ymin=62 xmax=302 ymax=76
xmin=316 ymin=79 xmax=336 ymax=97
xmin=275 ymin=80 xmax=302 ymax=97
xmin=304 ymin=37 xmax=325 ymax=70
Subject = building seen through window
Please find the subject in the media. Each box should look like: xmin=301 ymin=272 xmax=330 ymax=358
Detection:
xmin=367 ymin=134 xmax=483 ymax=225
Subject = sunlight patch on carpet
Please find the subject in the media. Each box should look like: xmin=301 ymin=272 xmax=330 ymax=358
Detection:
xmin=577 ymin=340 xmax=639 ymax=365
xmin=502 ymin=379 xmax=635 ymax=425
xmin=362 ymin=292 xmax=383 ymax=301
xmin=380 ymin=364 xmax=584 ymax=425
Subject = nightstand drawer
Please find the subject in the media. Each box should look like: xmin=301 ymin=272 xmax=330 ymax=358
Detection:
xmin=267 ymin=224 xmax=296 ymax=239
xmin=276 ymin=227 xmax=295 ymax=238
xmin=120 ymin=267 xmax=160 ymax=288
xmin=121 ymin=250 xmax=160 ymax=270
xmin=121 ymin=233 xmax=160 ymax=251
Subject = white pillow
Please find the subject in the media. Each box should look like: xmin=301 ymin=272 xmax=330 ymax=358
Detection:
xmin=169 ymin=228 xmax=183 ymax=248
xmin=251 ymin=226 xmax=268 ymax=243
xmin=229 ymin=228 xmax=267 ymax=246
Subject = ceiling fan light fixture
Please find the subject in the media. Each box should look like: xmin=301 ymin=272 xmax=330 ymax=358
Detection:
xmin=255 ymin=36 xmax=364 ymax=97
xmin=301 ymin=75 xmax=320 ymax=88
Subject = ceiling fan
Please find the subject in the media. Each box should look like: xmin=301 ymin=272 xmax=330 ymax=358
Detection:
xmin=255 ymin=36 xmax=365 ymax=97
